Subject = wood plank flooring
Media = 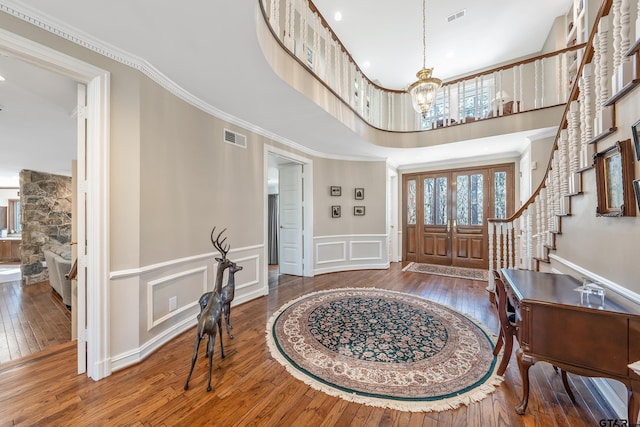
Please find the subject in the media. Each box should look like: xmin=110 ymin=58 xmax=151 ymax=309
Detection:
xmin=0 ymin=278 xmax=71 ymax=363
xmin=0 ymin=264 xmax=619 ymax=426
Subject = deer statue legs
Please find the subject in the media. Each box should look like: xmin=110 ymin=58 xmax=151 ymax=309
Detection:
xmin=184 ymin=291 xmax=224 ymax=392
xmin=221 ymin=263 xmax=243 ymax=338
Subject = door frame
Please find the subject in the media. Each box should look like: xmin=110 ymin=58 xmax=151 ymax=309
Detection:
xmin=0 ymin=29 xmax=111 ymax=380
xmin=264 ymin=146 xmax=313 ymax=279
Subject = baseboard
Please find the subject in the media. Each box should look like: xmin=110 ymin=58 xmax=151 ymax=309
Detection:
xmin=110 ymin=316 xmax=196 ymax=372
xmin=591 ymin=378 xmax=626 ymax=419
xmin=313 ymin=262 xmax=389 ymax=276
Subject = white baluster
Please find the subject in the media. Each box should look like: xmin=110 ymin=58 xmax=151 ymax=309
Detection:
xmin=552 ymin=154 xmax=561 ymax=219
xmin=496 ymin=223 xmax=503 ymax=274
xmin=488 ymin=221 xmax=495 ymax=293
xmin=513 ymin=66 xmax=518 ymax=113
xmin=269 ymin=0 xmax=281 ymax=36
xmin=503 ymin=223 xmax=508 ymax=271
xmin=613 ymin=0 xmax=622 ymax=92
xmin=519 ymin=64 xmax=524 ymax=112
xmin=559 ymin=127 xmax=570 ymax=204
xmin=507 ymin=222 xmax=513 ymax=269
xmin=534 ymin=60 xmax=540 ymax=109
xmin=580 ymin=63 xmax=594 ymax=145
xmin=527 ymin=206 xmax=533 ymax=270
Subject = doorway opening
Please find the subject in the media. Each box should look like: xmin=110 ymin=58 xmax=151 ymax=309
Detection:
xmin=1 ymin=28 xmax=110 ymax=380
xmin=265 ymin=148 xmax=313 ymax=284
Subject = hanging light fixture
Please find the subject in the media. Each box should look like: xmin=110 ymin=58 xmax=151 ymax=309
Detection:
xmin=408 ymin=0 xmax=442 ymax=117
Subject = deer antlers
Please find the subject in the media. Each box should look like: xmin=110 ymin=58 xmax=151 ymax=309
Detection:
xmin=210 ymin=226 xmax=230 ymax=259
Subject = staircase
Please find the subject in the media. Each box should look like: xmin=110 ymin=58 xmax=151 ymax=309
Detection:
xmin=488 ymin=0 xmax=640 ymax=292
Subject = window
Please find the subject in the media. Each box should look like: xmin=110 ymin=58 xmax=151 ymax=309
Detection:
xmin=8 ymin=199 xmax=21 ymax=234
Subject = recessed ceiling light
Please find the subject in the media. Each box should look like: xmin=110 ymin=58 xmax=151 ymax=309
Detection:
xmin=362 ymin=61 xmax=370 ymax=68
xmin=446 ymin=51 xmax=455 ymax=59
xmin=0 ymin=74 xmax=5 ymax=81
xmin=334 ymin=11 xmax=343 ymax=21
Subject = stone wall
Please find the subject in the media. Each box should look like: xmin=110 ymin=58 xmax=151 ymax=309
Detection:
xmin=20 ymin=170 xmax=72 ymax=285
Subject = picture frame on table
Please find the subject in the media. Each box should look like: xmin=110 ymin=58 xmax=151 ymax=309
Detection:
xmin=330 ymin=186 xmax=341 ymax=196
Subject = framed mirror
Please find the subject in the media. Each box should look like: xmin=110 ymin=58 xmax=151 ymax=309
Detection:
xmin=594 ymin=139 xmax=636 ymax=217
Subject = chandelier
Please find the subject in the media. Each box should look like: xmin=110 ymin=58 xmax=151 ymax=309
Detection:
xmin=407 ymin=0 xmax=442 ymax=117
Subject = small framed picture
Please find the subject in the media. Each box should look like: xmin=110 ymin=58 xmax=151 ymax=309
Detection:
xmin=633 ymin=119 xmax=640 ymax=161
xmin=355 ymin=188 xmax=364 ymax=200
xmin=331 ymin=205 xmax=341 ymax=218
xmin=634 ymin=179 xmax=640 ymax=212
xmin=330 ymin=186 xmax=341 ymax=196
xmin=354 ymin=206 xmax=365 ymax=216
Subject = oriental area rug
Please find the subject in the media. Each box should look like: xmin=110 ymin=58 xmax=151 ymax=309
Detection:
xmin=266 ymin=288 xmax=502 ymax=412
xmin=402 ymin=262 xmax=489 ymax=282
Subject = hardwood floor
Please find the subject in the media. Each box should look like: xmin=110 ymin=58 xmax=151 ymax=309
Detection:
xmin=0 ymin=264 xmax=618 ymax=426
xmin=0 ymin=278 xmax=71 ymax=363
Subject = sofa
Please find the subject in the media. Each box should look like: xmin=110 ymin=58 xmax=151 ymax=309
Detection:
xmin=43 ymin=250 xmax=72 ymax=309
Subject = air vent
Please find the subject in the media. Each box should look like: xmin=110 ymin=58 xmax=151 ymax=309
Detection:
xmin=223 ymin=129 xmax=247 ymax=148
xmin=447 ymin=9 xmax=466 ymax=23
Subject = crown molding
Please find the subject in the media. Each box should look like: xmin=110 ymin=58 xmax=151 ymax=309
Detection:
xmin=0 ymin=0 xmax=388 ymax=164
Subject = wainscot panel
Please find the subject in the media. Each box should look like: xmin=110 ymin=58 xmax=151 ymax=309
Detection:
xmin=109 ymin=244 xmax=265 ymax=372
xmin=314 ymin=235 xmax=389 ymax=275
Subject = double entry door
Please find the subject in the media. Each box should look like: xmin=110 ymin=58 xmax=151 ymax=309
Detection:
xmin=403 ymin=164 xmax=513 ymax=269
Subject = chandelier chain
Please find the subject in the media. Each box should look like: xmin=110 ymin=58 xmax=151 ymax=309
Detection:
xmin=422 ymin=0 xmax=426 ymax=69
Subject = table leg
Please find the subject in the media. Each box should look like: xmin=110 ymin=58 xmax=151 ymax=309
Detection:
xmin=515 ymin=349 xmax=535 ymax=415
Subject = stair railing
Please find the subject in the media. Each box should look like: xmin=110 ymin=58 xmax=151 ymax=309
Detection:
xmin=488 ymin=0 xmax=622 ymax=293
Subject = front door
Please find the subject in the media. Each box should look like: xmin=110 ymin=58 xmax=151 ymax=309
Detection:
xmin=451 ymin=169 xmax=489 ymax=269
xmin=403 ymin=164 xmax=513 ymax=269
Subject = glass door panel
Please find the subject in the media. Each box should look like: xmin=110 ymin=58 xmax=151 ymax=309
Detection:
xmin=419 ymin=173 xmax=451 ymax=265
xmin=452 ymin=170 xmax=488 ymax=268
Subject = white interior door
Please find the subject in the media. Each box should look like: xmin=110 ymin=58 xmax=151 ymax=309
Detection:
xmin=388 ymin=174 xmax=399 ymax=262
xmin=76 ymin=83 xmax=87 ymax=374
xmin=278 ymin=164 xmax=303 ymax=276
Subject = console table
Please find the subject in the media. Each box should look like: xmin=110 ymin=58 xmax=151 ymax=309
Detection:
xmin=500 ymin=268 xmax=640 ymax=423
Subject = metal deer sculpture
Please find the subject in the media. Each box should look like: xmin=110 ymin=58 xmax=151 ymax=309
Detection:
xmin=184 ymin=227 xmax=231 ymax=392
xmin=197 ymin=228 xmax=234 ymax=321
xmin=198 ymin=262 xmax=242 ymax=339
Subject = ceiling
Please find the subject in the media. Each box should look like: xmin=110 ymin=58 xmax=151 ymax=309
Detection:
xmin=0 ymin=0 xmax=571 ymax=186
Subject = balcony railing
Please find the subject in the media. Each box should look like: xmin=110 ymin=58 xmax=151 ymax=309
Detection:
xmin=259 ymin=0 xmax=586 ymax=132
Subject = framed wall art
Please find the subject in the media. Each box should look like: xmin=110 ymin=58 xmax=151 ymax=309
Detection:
xmin=330 ymin=186 xmax=341 ymax=196
xmin=331 ymin=205 xmax=341 ymax=218
xmin=634 ymin=179 xmax=640 ymax=212
xmin=633 ymin=119 xmax=640 ymax=161
xmin=594 ymin=139 xmax=636 ymax=217
xmin=354 ymin=206 xmax=365 ymax=216
xmin=355 ymin=188 xmax=364 ymax=200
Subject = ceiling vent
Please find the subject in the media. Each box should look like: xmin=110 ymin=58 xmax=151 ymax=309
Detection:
xmin=223 ymin=129 xmax=247 ymax=149
xmin=447 ymin=9 xmax=466 ymax=23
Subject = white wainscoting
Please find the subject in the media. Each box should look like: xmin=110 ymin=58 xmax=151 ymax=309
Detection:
xmin=109 ymin=244 xmax=266 ymax=372
xmin=314 ymin=234 xmax=389 ymax=275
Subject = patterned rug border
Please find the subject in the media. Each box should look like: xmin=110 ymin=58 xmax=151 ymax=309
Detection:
xmin=402 ymin=262 xmax=489 ymax=282
xmin=265 ymin=287 xmax=503 ymax=413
